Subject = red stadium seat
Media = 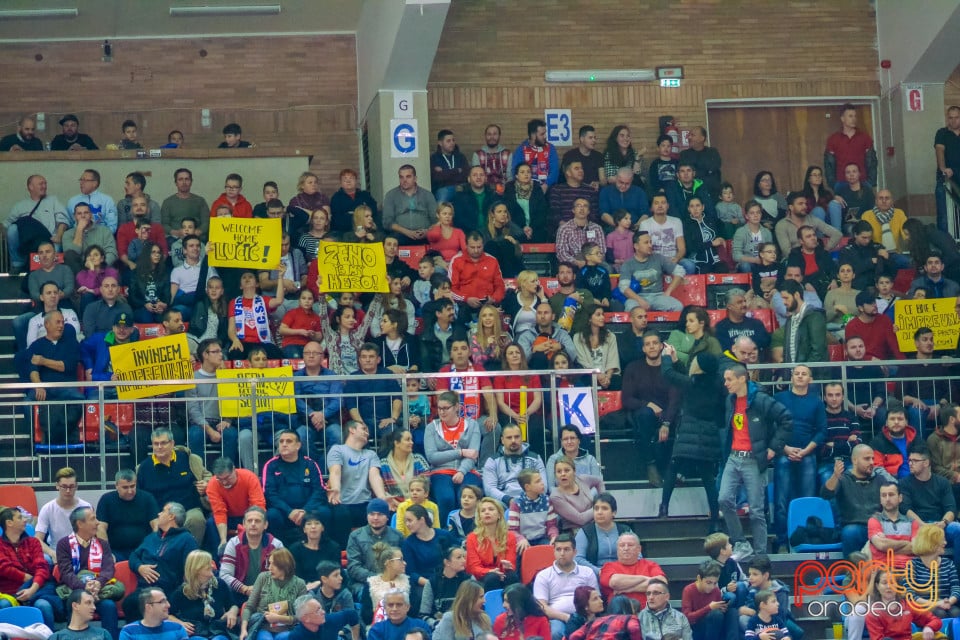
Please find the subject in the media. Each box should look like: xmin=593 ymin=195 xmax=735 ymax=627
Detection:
xmin=397 ymin=246 xmax=427 ymax=269
xmin=28 ymin=252 xmax=64 ymax=270
xmin=646 ymin=311 xmax=681 ymax=324
xmin=0 ymin=485 xmax=38 ymax=519
xmin=604 ymin=312 xmax=630 ymax=324
xmin=134 ymin=323 xmax=165 ymax=339
xmin=707 ymin=309 xmax=727 ymax=326
xmin=597 ymin=391 xmax=622 ymax=416
xmin=746 ymin=308 xmax=778 ymax=332
xmin=520 ymin=544 xmax=555 ymax=585
xmin=83 ymin=403 xmax=135 ymax=440
xmin=663 ymin=275 xmax=707 ymax=307
xmin=520 ymin=243 xmax=556 ymax=254
xmin=539 ymin=278 xmax=560 ymax=296
xmin=828 ymin=344 xmax=845 ymax=362
xmin=894 ymin=268 xmax=915 ymax=294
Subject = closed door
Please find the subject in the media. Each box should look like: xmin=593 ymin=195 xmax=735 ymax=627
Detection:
xmin=707 ymin=104 xmax=874 ymax=202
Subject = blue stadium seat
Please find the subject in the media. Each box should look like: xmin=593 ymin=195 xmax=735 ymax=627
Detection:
xmin=788 ymin=497 xmax=842 ymax=553
xmin=0 ymin=605 xmax=44 ymax=627
xmin=484 ymin=589 xmax=505 ymax=619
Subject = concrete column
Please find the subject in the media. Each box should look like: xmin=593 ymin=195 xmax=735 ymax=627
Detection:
xmin=356 ymin=0 xmax=450 ymax=201
xmin=876 ymin=0 xmax=960 ymax=215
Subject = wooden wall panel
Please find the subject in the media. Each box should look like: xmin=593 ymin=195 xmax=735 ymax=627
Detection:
xmin=0 ymin=35 xmax=358 ymax=195
xmin=428 ymin=0 xmax=880 ymax=176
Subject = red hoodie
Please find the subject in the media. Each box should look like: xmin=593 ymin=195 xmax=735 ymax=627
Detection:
xmin=0 ymin=533 xmax=49 ymax=593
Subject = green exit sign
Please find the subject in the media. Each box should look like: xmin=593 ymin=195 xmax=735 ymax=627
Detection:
xmin=660 ymin=79 xmax=681 ymax=88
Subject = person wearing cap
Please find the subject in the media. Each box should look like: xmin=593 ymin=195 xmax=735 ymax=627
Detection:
xmin=843 ymin=289 xmax=904 ymax=361
xmin=81 ymin=309 xmax=140 ymax=400
xmin=50 ymin=114 xmax=98 ymax=151
xmin=345 ymin=499 xmax=402 ymax=595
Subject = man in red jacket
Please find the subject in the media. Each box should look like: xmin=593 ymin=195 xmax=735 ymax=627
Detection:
xmin=0 ymin=506 xmax=63 ymax=626
xmin=449 ymin=232 xmax=505 ymax=311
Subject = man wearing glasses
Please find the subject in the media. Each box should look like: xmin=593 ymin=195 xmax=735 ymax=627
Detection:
xmin=900 ymin=447 xmax=960 ymax=560
xmin=67 ymin=169 xmax=118 ymax=233
xmin=123 ymin=503 xmax=198 ymax=622
xmin=120 ymin=588 xmax=187 ymax=640
xmin=209 ymin=173 xmax=253 ymax=219
xmin=36 ymin=467 xmax=91 ymax=560
xmin=135 ymin=428 xmax=212 ymax=547
xmin=638 ymin=577 xmax=693 ymax=640
xmin=186 ymin=339 xmax=250 ymax=468
xmin=294 ymin=340 xmax=343 ymax=464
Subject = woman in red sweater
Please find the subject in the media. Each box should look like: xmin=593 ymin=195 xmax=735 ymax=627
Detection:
xmin=426 ymin=202 xmax=467 ymax=267
xmin=493 ymin=583 xmax=551 ymax=640
xmin=865 ymin=569 xmax=942 ymax=640
xmin=465 ymin=497 xmax=519 ymax=592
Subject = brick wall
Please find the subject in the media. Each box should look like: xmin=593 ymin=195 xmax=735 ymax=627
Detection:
xmin=0 ymin=35 xmax=358 ymax=193
xmin=428 ymin=0 xmax=880 ymax=162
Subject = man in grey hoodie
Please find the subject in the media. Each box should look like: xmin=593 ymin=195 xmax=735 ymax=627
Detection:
xmin=482 ymin=424 xmax=548 ymax=505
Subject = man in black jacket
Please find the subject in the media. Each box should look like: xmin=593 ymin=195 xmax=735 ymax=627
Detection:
xmin=718 ymin=364 xmax=792 ymax=553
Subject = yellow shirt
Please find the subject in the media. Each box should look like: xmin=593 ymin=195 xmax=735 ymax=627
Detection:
xmin=395 ymin=498 xmax=441 ymax=536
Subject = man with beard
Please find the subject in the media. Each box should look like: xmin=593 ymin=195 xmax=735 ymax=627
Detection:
xmin=778 ymin=280 xmax=827 ymax=364
xmin=50 ymin=114 xmax=98 ymax=151
xmin=472 ymin=124 xmax=513 ymax=188
xmin=0 ymin=115 xmax=44 ymax=151
xmin=512 ymin=118 xmax=559 ymax=191
xmin=562 ymin=125 xmax=604 ymax=190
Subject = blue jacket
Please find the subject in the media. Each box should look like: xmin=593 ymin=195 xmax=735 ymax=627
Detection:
xmin=599 ymin=184 xmax=649 ymax=220
xmin=293 ymin=367 xmax=342 ymax=422
xmin=723 ymin=381 xmax=793 ymax=471
xmin=129 ymin=526 xmax=198 ymax=593
xmin=262 ymin=454 xmax=328 ymax=515
xmin=81 ymin=330 xmax=141 ymax=391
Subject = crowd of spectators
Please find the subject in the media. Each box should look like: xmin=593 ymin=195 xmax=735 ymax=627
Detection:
xmin=4 ymin=106 xmax=960 ymax=640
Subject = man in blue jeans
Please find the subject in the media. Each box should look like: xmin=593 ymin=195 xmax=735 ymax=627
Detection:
xmin=718 ymin=364 xmax=792 ymax=554
xmin=821 ymin=444 xmax=886 ymax=556
xmin=773 ymin=365 xmax=827 ymax=552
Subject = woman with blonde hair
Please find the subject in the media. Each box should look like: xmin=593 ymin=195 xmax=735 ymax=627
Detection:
xmin=427 ymin=202 xmax=467 ymax=265
xmin=469 ymin=303 xmax=511 ymax=369
xmin=465 ymin=497 xmax=519 ymax=592
xmin=434 ymin=580 xmax=491 ymax=640
xmin=239 ymin=548 xmax=306 ymax=640
xmin=361 ymin=542 xmax=413 ymax=625
xmin=481 ymin=201 xmax=524 ymax=277
xmin=341 ymin=204 xmax=384 ymax=243
xmin=907 ymin=523 xmax=960 ymax=618
xmin=288 ymin=172 xmax=330 ymax=217
xmin=169 ymin=550 xmax=239 ymax=640
xmin=501 ymin=269 xmax=547 ymax=336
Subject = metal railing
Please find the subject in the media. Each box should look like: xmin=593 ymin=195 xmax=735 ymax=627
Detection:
xmin=0 ymin=368 xmax=602 ymax=488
